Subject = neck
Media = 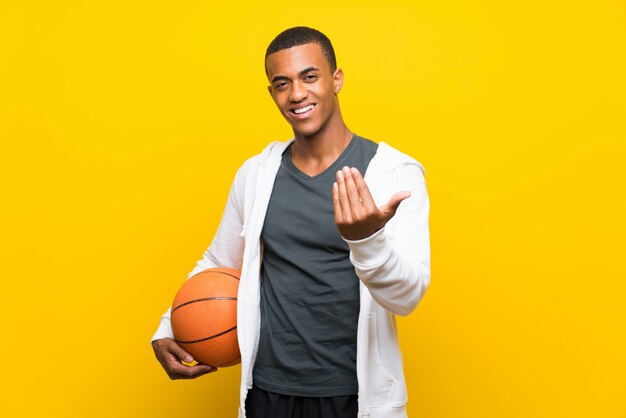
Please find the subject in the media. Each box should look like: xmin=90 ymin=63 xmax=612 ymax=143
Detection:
xmin=291 ymin=108 xmax=353 ymax=164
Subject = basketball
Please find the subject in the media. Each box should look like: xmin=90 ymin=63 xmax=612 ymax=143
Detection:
xmin=171 ymin=267 xmax=241 ymax=368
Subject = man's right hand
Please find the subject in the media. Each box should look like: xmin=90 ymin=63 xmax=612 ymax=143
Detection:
xmin=152 ymin=338 xmax=217 ymax=380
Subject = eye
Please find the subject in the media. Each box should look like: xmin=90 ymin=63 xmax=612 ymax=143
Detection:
xmin=304 ymin=74 xmax=318 ymax=81
xmin=275 ymin=81 xmax=288 ymax=89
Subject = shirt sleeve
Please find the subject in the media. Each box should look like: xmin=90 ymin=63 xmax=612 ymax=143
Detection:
xmin=342 ymin=161 xmax=430 ymax=316
xmin=151 ymin=164 xmax=247 ymax=343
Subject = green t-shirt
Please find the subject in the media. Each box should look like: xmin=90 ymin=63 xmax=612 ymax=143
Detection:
xmin=252 ymin=134 xmax=379 ymax=397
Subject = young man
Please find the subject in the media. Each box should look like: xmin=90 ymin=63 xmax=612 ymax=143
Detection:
xmin=151 ymin=26 xmax=431 ymax=418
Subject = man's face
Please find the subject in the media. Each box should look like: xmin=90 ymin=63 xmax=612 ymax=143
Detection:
xmin=265 ymin=43 xmax=343 ymax=138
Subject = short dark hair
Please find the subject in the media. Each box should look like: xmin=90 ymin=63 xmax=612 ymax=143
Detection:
xmin=265 ymin=26 xmax=337 ymax=74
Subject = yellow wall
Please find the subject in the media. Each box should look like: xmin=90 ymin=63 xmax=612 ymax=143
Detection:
xmin=1 ymin=0 xmax=624 ymax=417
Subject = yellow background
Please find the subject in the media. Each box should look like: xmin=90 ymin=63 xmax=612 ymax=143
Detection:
xmin=1 ymin=0 xmax=625 ymax=417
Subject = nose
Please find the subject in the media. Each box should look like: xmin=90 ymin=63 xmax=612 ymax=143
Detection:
xmin=289 ymin=79 xmax=307 ymax=103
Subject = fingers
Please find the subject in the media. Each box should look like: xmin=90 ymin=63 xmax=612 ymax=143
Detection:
xmin=169 ymin=362 xmax=217 ymax=380
xmin=336 ymin=166 xmax=370 ymax=219
xmin=380 ymin=191 xmax=412 ymax=219
xmin=335 ymin=168 xmax=353 ymax=223
xmin=168 ymin=339 xmax=194 ymax=363
xmin=332 ymin=181 xmax=342 ymax=223
xmin=342 ymin=167 xmax=364 ymax=218
xmin=333 ymin=166 xmax=409 ymax=240
xmin=153 ymin=338 xmax=216 ymax=380
xmin=165 ymin=347 xmax=216 ymax=379
xmin=348 ymin=167 xmax=376 ymax=210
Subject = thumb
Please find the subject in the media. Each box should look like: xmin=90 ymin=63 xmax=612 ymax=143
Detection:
xmin=169 ymin=340 xmax=194 ymax=363
xmin=380 ymin=191 xmax=411 ymax=219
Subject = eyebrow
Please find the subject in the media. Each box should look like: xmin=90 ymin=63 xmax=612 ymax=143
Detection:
xmin=271 ymin=67 xmax=320 ymax=84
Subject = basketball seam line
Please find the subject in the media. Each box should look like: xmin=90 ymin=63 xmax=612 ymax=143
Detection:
xmin=175 ymin=326 xmax=237 ymax=344
xmin=172 ymin=297 xmax=237 ymax=313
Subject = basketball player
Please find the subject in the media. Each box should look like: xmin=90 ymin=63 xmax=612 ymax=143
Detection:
xmin=152 ymin=26 xmax=431 ymax=418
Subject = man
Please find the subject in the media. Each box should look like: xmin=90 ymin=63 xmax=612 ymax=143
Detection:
xmin=152 ymin=26 xmax=431 ymax=418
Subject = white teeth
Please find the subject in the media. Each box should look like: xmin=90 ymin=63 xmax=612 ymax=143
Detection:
xmin=294 ymin=104 xmax=315 ymax=114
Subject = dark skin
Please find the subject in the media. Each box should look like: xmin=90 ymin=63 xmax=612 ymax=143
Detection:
xmin=264 ymin=42 xmax=410 ymax=240
xmin=265 ymin=42 xmax=353 ymax=176
xmin=153 ymin=42 xmax=409 ymax=379
xmin=152 ymin=338 xmax=215 ymax=379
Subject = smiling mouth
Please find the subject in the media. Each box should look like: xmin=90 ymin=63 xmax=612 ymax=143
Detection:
xmin=290 ymin=104 xmax=316 ymax=115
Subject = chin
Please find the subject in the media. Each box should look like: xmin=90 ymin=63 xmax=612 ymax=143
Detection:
xmin=291 ymin=125 xmax=320 ymax=138
xmin=293 ymin=118 xmax=328 ymax=137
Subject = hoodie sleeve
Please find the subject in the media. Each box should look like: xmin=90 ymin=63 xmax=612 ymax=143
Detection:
xmin=342 ymin=161 xmax=430 ymax=316
xmin=151 ymin=162 xmax=248 ymax=343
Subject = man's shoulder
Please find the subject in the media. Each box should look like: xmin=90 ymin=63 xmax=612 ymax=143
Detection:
xmin=235 ymin=138 xmax=295 ymax=177
xmin=373 ymin=141 xmax=426 ymax=177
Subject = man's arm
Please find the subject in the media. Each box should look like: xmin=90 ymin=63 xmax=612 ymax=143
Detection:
xmin=334 ymin=163 xmax=430 ymax=316
xmin=152 ymin=166 xmax=246 ymax=342
xmin=151 ymin=162 xmax=248 ymax=377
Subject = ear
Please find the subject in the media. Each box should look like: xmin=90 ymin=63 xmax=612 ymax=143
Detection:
xmin=333 ymin=67 xmax=344 ymax=94
xmin=267 ymin=85 xmax=273 ymax=96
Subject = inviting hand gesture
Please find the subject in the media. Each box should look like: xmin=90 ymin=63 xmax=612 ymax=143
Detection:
xmin=333 ymin=166 xmax=411 ymax=241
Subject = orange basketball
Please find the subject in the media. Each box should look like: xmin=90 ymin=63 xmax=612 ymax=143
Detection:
xmin=171 ymin=267 xmax=241 ymax=368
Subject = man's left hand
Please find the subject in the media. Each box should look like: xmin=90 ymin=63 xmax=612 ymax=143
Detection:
xmin=333 ymin=166 xmax=411 ymax=241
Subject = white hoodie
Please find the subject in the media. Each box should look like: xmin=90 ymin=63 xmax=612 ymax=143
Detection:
xmin=152 ymin=138 xmax=431 ymax=418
